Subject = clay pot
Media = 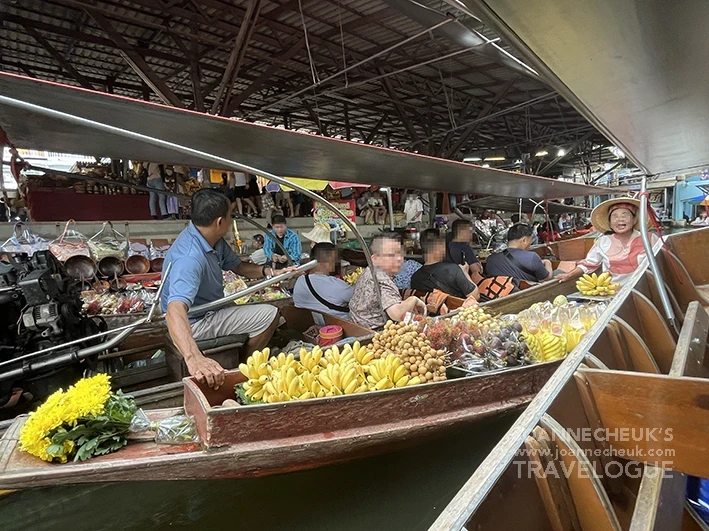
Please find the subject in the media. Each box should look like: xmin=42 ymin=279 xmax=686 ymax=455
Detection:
xmin=98 ymin=256 xmax=124 ymax=278
xmin=64 ymin=255 xmax=97 ymax=280
xmin=150 ymin=257 xmax=165 ymax=272
xmin=125 ymin=255 xmax=150 ymax=275
xmin=110 ymin=278 xmax=127 ymax=291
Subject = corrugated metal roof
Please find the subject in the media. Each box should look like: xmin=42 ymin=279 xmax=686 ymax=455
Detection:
xmin=0 ymin=0 xmax=618 ymax=175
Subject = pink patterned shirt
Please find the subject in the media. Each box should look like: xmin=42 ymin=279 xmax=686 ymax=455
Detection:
xmin=578 ymin=230 xmax=659 ymax=284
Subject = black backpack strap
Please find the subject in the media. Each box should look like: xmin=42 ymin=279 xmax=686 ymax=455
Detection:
xmin=503 ymin=249 xmax=537 ymax=278
xmin=304 ymin=274 xmax=350 ymax=313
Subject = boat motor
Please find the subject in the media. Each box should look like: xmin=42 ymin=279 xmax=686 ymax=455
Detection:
xmin=0 ymin=251 xmax=104 ymax=407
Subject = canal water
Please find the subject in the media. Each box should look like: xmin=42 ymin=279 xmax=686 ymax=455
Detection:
xmin=0 ymin=414 xmax=515 ymax=531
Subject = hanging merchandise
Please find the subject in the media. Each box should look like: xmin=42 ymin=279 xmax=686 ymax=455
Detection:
xmin=87 ymin=221 xmax=128 ymax=261
xmin=1 ymin=222 xmax=49 ymax=256
xmin=49 ymin=219 xmax=90 ymax=262
xmin=149 ymin=239 xmax=171 ymax=260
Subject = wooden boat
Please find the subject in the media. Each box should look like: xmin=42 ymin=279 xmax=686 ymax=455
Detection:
xmin=0 ymin=268 xmax=600 ymax=489
xmin=430 ymin=227 xmax=709 ymax=530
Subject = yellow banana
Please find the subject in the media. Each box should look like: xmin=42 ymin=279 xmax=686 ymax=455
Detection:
xmin=318 ymin=372 xmax=333 ymax=390
xmin=393 ymin=365 xmax=407 ymax=383
xmin=344 ymin=379 xmax=358 ymax=394
xmin=408 ymin=376 xmax=422 ymax=386
xmin=395 ymin=375 xmax=410 ymax=387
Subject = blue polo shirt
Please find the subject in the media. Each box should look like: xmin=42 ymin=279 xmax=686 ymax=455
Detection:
xmin=160 ymin=223 xmax=241 ymax=319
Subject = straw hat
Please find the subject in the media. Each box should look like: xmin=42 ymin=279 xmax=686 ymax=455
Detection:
xmin=303 ymin=223 xmax=333 ymax=244
xmin=590 ymin=197 xmax=649 ymax=233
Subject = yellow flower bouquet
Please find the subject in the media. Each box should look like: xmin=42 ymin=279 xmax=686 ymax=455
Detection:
xmin=19 ymin=374 xmax=137 ymax=463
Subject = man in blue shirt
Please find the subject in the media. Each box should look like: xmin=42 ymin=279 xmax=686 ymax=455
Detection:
xmin=264 ymin=214 xmax=302 ymax=270
xmin=485 ymin=223 xmax=554 ymax=283
xmin=162 ymin=189 xmax=281 ymax=389
xmin=292 ymin=243 xmax=352 ymax=320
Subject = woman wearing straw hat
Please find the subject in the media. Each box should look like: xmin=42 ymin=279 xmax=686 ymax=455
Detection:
xmin=303 ymin=222 xmax=333 ymax=249
xmin=557 ymin=197 xmax=658 ymax=285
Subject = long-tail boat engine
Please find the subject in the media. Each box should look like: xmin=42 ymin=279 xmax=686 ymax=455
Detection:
xmin=0 ymin=251 xmax=104 ymax=407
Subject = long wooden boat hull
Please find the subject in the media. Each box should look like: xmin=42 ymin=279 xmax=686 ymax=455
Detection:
xmin=432 ymin=227 xmax=709 ymax=530
xmin=0 ymin=360 xmax=559 ymax=489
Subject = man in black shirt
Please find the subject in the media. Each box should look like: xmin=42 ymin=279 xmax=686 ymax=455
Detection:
xmin=445 ymin=219 xmax=482 ymax=276
xmin=412 ymin=229 xmax=479 ymax=303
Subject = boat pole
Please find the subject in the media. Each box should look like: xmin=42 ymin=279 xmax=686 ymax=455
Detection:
xmin=382 ymin=187 xmax=395 ymax=231
xmin=639 ymin=174 xmax=677 ymax=331
xmin=0 ymin=94 xmax=384 ymax=316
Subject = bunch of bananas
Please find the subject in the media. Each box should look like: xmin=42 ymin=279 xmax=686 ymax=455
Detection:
xmin=538 ymin=332 xmax=567 ymax=361
xmin=318 ymin=362 xmax=368 ymax=396
xmin=522 ymin=333 xmax=543 ymax=361
xmin=343 ymin=267 xmax=364 ymax=286
xmin=237 ymin=339 xmax=429 ymax=404
xmin=576 ymin=272 xmax=619 ymax=296
xmin=563 ymin=327 xmax=586 ymax=352
xmin=366 ymin=354 xmax=422 ymax=390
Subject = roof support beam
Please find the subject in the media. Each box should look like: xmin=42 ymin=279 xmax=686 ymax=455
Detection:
xmin=86 ymin=10 xmax=184 ymax=107
xmin=444 ymin=76 xmax=518 ymax=158
xmin=344 ymin=102 xmax=351 ymax=141
xmin=210 ymin=0 xmax=262 ymax=115
xmin=365 ymin=113 xmax=389 ymax=144
xmin=381 ymin=75 xmax=420 ymax=143
xmin=22 ymin=25 xmax=96 ymax=90
xmin=538 ymin=129 xmax=595 ymax=176
xmin=435 ymin=96 xmax=478 ymax=157
xmin=224 ymin=35 xmax=305 ymax=114
xmin=301 ymin=99 xmax=327 ymax=136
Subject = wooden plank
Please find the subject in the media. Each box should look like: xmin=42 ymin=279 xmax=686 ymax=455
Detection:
xmin=540 ymin=415 xmax=622 ymax=531
xmin=630 ymin=290 xmax=677 ymax=374
xmin=668 ymin=227 xmax=709 ymax=286
xmin=669 ymin=302 xmax=709 ymax=378
xmin=579 ymin=369 xmax=709 ymax=478
xmin=611 ymin=317 xmax=660 ymax=374
xmin=525 ymin=429 xmax=581 ymax=531
xmin=628 ymin=302 xmax=709 ymax=531
xmin=657 ymin=250 xmax=709 ymax=313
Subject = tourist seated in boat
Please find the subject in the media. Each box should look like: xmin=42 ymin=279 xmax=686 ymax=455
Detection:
xmin=349 ymin=233 xmax=426 ymax=329
xmin=161 ymin=189 xmax=287 ymax=389
xmin=445 ymin=219 xmax=482 ymax=276
xmin=691 ymin=208 xmax=709 ymax=226
xmin=557 ymin=197 xmax=657 ymax=285
xmin=247 ymin=234 xmax=267 ymax=265
xmin=292 ymin=242 xmax=352 ymax=320
xmin=411 ymin=229 xmax=479 ymax=305
xmin=264 ymin=214 xmax=302 ymax=270
xmin=485 ymin=223 xmax=557 ymax=283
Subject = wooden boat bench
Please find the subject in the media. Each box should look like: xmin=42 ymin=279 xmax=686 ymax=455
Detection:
xmin=164 ymin=333 xmax=249 ymax=380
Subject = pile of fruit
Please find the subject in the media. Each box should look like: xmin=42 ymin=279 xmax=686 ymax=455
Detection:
xmin=236 ymin=337 xmax=431 ymax=404
xmin=421 ymin=306 xmax=532 ymax=371
xmin=517 ymin=300 xmax=604 ymax=362
xmin=366 ymin=321 xmax=447 ymax=383
xmin=576 ymin=272 xmax=619 ymax=297
xmin=343 ymin=267 xmax=364 ymax=286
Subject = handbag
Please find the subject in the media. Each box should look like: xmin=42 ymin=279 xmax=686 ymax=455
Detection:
xmin=1 ymin=222 xmax=49 ymax=256
xmin=88 ymin=221 xmax=128 ymax=261
xmin=49 ymin=219 xmax=90 ymax=262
